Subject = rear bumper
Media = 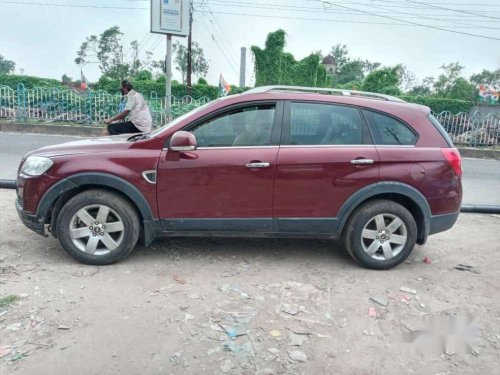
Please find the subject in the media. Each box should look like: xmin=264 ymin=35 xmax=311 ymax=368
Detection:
xmin=16 ymin=199 xmax=46 ymax=237
xmin=429 ymin=211 xmax=460 ymax=235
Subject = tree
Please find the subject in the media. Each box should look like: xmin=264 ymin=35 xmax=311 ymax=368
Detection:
xmin=330 ymin=43 xmax=349 ymax=73
xmin=75 ymin=26 xmax=143 ymax=80
xmin=399 ymin=66 xmax=417 ymax=92
xmin=408 ymin=76 xmax=434 ymax=96
xmin=470 ymin=69 xmax=500 ymax=88
xmin=251 ymin=30 xmax=330 ymax=87
xmin=433 ymin=62 xmax=476 ymax=100
xmin=433 ymin=62 xmax=464 ymax=97
xmin=0 ymin=54 xmax=16 ymax=75
xmin=173 ymin=41 xmax=209 ymax=83
xmin=333 ymin=59 xmax=365 ymax=85
xmin=361 ymin=66 xmax=403 ymax=93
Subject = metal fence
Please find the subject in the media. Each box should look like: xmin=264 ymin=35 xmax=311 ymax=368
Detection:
xmin=1 ymin=83 xmax=499 ymax=145
xmin=0 ymin=83 xmax=211 ymax=127
xmin=433 ymin=111 xmax=499 ymax=146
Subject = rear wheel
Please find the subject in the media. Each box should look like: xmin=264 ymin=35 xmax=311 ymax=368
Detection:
xmin=56 ymin=190 xmax=140 ymax=265
xmin=343 ymin=200 xmax=417 ymax=270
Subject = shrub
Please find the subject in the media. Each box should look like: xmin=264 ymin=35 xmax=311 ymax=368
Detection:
xmin=0 ymin=74 xmax=62 ymax=89
xmin=400 ymin=95 xmax=475 ymax=114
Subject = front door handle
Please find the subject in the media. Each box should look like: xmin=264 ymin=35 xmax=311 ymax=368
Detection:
xmin=245 ymin=162 xmax=270 ymax=168
xmin=350 ymin=158 xmax=374 ymax=165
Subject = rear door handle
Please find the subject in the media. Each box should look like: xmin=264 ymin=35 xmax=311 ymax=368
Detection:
xmin=245 ymin=162 xmax=270 ymax=168
xmin=350 ymin=158 xmax=374 ymax=165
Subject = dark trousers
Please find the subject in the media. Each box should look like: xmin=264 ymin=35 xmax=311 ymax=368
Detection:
xmin=107 ymin=121 xmax=141 ymax=135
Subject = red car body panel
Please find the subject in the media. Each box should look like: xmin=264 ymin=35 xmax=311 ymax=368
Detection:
xmin=273 ymin=146 xmax=380 ymax=218
xmin=20 ymin=136 xmax=164 ymax=217
xmin=157 ymin=147 xmax=278 ymax=218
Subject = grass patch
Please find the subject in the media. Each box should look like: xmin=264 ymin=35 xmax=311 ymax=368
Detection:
xmin=0 ymin=295 xmax=19 ymax=308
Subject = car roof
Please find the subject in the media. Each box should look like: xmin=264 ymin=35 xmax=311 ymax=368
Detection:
xmin=217 ymin=91 xmax=430 ymax=117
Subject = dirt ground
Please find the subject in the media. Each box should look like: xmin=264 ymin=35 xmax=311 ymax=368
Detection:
xmin=1 ymin=189 xmax=499 ymax=375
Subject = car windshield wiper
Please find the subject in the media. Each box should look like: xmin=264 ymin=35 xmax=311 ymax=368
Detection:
xmin=127 ymin=133 xmax=150 ymax=142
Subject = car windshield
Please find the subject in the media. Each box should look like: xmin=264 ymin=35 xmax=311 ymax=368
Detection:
xmin=148 ymin=99 xmax=222 ymax=138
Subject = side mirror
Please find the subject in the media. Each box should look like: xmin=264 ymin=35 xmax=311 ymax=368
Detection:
xmin=169 ymin=131 xmax=197 ymax=152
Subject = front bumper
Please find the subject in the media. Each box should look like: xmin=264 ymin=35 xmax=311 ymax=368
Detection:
xmin=16 ymin=198 xmax=46 ymax=237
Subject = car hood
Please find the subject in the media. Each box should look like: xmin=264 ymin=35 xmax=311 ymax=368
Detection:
xmin=26 ymin=135 xmax=135 ymax=158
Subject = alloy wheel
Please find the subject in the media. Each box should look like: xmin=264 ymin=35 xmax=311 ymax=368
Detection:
xmin=361 ymin=213 xmax=408 ymax=261
xmin=69 ymin=204 xmax=125 ymax=256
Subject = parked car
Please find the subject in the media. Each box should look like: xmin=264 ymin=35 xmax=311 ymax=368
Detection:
xmin=16 ymin=86 xmax=462 ymax=269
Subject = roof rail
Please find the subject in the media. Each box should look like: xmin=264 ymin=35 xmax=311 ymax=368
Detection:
xmin=243 ymin=85 xmax=405 ymax=103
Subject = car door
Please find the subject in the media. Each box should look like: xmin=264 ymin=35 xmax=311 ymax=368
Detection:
xmin=273 ymin=101 xmax=380 ymax=234
xmin=156 ymin=101 xmax=283 ymax=233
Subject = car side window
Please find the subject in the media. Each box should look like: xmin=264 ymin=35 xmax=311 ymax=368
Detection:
xmin=287 ymin=102 xmax=364 ymax=145
xmin=191 ymin=105 xmax=275 ymax=147
xmin=364 ymin=110 xmax=417 ymax=146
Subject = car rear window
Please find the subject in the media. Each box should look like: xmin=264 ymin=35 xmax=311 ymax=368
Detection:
xmin=363 ymin=110 xmax=417 ymax=146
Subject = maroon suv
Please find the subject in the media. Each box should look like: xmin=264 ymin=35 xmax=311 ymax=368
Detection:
xmin=16 ymin=86 xmax=462 ymax=269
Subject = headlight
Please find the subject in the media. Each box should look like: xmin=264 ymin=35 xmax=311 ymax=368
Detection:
xmin=20 ymin=156 xmax=54 ymax=176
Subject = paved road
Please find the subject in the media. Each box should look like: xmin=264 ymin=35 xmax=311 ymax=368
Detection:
xmin=0 ymin=132 xmax=498 ymax=205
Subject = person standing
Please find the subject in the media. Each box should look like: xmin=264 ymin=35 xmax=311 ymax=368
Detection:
xmin=104 ymin=80 xmax=152 ymax=135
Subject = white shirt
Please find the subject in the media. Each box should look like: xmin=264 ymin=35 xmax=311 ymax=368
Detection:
xmin=125 ymin=90 xmax=152 ymax=132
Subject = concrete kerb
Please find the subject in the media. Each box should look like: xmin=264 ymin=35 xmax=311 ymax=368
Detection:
xmin=0 ymin=121 xmax=104 ymax=137
xmin=457 ymin=147 xmax=500 ymax=161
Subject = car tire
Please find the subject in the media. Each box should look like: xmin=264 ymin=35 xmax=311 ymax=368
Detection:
xmin=343 ymin=200 xmax=417 ymax=270
xmin=56 ymin=189 xmax=140 ymax=265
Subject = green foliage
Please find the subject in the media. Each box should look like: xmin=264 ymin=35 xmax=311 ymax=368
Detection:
xmin=0 ymin=294 xmax=19 ymax=308
xmin=75 ymin=26 xmax=155 ymax=81
xmin=330 ymin=44 xmax=349 ymax=72
xmin=400 ymin=95 xmax=475 ymax=114
xmin=197 ymin=77 xmax=208 ymax=85
xmin=0 ymin=55 xmax=16 ymax=75
xmin=334 ymin=60 xmax=365 ymax=85
xmin=381 ymin=86 xmax=402 ymax=96
xmin=251 ymin=30 xmax=331 ymax=87
xmin=335 ymin=81 xmax=362 ymax=90
xmin=470 ymin=69 xmax=500 ymax=88
xmin=173 ymin=41 xmax=209 ymax=83
xmin=361 ymin=66 xmax=402 ymax=93
xmin=94 ymin=75 xmax=220 ymax=99
xmin=0 ymin=74 xmax=62 ymax=88
xmin=134 ymin=70 xmax=153 ymax=81
xmin=61 ymin=74 xmax=72 ymax=85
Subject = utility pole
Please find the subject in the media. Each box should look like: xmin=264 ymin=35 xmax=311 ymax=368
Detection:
xmin=186 ymin=0 xmax=193 ymax=97
xmin=239 ymin=47 xmax=246 ymax=88
xmin=165 ymin=34 xmax=172 ymax=119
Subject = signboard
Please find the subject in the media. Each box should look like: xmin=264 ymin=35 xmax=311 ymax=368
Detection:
xmin=151 ymin=0 xmax=190 ymax=37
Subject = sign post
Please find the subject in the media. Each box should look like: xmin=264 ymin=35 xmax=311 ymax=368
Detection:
xmin=151 ymin=0 xmax=190 ymax=121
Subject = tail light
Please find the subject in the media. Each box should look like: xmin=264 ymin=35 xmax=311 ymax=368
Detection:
xmin=441 ymin=148 xmax=462 ymax=177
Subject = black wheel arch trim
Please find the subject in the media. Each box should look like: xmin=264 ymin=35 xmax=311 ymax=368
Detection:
xmin=336 ymin=181 xmax=432 ymax=241
xmin=36 ymin=173 xmax=156 ymax=245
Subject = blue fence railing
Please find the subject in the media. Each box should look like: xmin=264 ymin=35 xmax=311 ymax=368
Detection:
xmin=0 ymin=83 xmax=211 ymax=127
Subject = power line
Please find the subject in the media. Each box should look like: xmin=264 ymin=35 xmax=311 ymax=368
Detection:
xmin=198 ymin=13 xmax=239 ymax=76
xmin=402 ymin=0 xmax=500 ymax=20
xmin=194 ymin=0 xmax=500 ymax=29
xmin=317 ymin=0 xmax=500 ymax=40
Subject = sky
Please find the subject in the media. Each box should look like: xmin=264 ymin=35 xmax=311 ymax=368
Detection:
xmin=0 ymin=0 xmax=499 ymax=88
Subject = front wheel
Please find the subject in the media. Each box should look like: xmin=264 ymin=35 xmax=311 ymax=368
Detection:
xmin=56 ymin=189 xmax=140 ymax=265
xmin=343 ymin=200 xmax=417 ymax=270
